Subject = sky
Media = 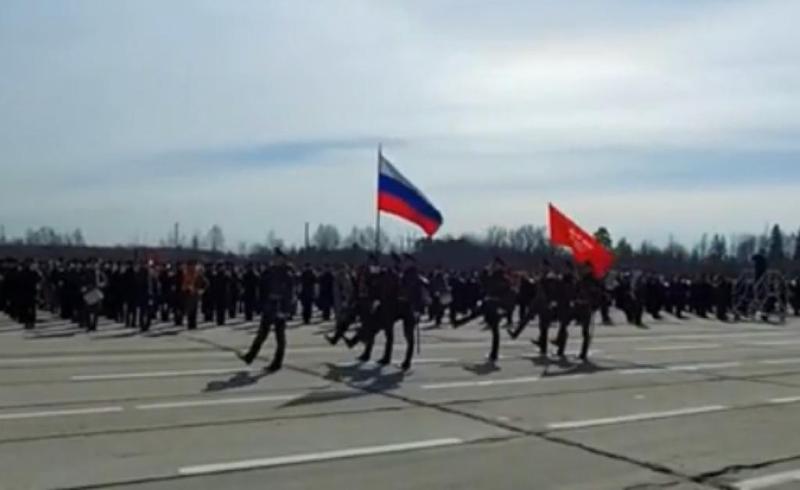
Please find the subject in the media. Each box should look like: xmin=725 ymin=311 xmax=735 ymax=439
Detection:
xmin=1 ymin=0 xmax=799 ymax=248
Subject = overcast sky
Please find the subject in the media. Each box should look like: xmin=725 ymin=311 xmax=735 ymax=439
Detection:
xmin=1 ymin=0 xmax=799 ymax=248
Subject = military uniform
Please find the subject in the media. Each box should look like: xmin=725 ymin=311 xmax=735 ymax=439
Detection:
xmin=239 ymin=256 xmax=294 ymax=371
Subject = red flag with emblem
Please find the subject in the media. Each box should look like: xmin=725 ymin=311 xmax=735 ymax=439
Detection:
xmin=548 ymin=203 xmax=614 ymax=278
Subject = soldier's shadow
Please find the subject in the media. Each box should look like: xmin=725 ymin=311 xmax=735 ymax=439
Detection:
xmin=203 ymin=369 xmax=275 ymax=393
xmin=539 ymin=358 xmax=613 ymax=378
xmin=279 ymin=362 xmax=406 ymax=409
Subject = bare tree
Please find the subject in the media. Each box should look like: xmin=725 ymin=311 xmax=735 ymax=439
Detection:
xmin=263 ymin=230 xmax=285 ymax=251
xmin=207 ymin=225 xmax=225 ymax=252
xmin=735 ymin=234 xmax=757 ymax=263
xmin=312 ymin=224 xmax=341 ymax=250
xmin=72 ymin=228 xmax=85 ymax=247
xmin=485 ymin=226 xmax=509 ymax=248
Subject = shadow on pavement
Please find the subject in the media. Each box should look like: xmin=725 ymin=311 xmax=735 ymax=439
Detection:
xmin=204 ymin=369 xmax=275 ymax=393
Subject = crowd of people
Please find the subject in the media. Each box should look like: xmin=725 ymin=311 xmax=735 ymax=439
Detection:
xmin=1 ymin=253 xmax=799 ymax=372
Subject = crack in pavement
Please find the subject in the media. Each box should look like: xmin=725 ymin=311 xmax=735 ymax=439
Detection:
xmin=692 ymin=452 xmax=800 ymax=488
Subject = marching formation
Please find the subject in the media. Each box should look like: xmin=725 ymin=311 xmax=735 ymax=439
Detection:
xmin=1 ymin=254 xmax=800 ymax=373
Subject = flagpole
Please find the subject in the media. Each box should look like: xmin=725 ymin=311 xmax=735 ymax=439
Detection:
xmin=375 ymin=143 xmax=382 ymax=255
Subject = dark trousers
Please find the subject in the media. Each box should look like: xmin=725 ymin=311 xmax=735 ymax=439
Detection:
xmin=359 ymin=303 xmax=396 ymax=363
xmin=124 ymin=300 xmax=138 ymax=327
xmin=379 ymin=303 xmax=416 ymax=368
xmin=483 ymin=300 xmax=502 ymax=362
xmin=319 ymin=299 xmax=332 ymax=321
xmin=243 ymin=304 xmax=286 ymax=369
xmin=535 ymin=307 xmax=555 ymax=355
xmin=20 ymin=301 xmax=36 ymax=329
xmin=215 ymin=299 xmax=227 ymax=325
xmin=555 ymin=307 xmax=592 ymax=359
xmin=301 ymin=298 xmax=314 ymax=324
xmin=243 ymin=296 xmax=256 ymax=322
xmin=82 ymin=304 xmax=99 ymax=331
xmin=138 ymin=301 xmax=151 ymax=331
xmin=185 ymin=294 xmax=199 ymax=330
xmin=173 ymin=296 xmax=184 ymax=326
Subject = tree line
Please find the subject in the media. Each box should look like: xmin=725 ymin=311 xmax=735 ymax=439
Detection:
xmin=1 ymin=223 xmax=799 ymax=274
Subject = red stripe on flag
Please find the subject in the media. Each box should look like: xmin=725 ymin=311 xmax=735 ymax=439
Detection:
xmin=378 ymin=193 xmax=441 ymax=237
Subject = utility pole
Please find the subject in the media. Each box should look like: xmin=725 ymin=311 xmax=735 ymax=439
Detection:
xmin=304 ymin=222 xmax=310 ymax=250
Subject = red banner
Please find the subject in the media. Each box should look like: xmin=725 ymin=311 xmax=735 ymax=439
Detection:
xmin=548 ymin=204 xmax=614 ymax=278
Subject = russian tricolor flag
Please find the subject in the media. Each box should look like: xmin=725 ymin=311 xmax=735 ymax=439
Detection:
xmin=378 ymin=153 xmax=443 ymax=237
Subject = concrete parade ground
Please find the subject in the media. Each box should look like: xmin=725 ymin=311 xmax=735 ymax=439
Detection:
xmin=3 ymin=311 xmax=800 ymax=490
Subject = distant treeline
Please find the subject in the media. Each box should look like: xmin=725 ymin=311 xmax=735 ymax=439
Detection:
xmin=1 ymin=223 xmax=799 ymax=274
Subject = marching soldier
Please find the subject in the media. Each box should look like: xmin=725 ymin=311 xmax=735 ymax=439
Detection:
xmin=554 ymin=264 xmax=601 ymax=361
xmin=482 ymin=258 xmax=512 ymax=364
xmin=237 ymin=249 xmax=294 ymax=371
xmin=318 ymin=264 xmax=335 ymax=322
xmin=17 ymin=259 xmax=41 ymax=330
xmin=241 ymin=262 xmax=259 ymax=322
xmin=354 ymin=254 xmax=401 ymax=365
xmin=299 ymin=263 xmax=317 ymax=324
xmin=391 ymin=254 xmax=425 ymax=370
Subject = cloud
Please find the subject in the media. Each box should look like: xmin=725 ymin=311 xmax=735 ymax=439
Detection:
xmin=0 ymin=0 xmax=799 ymax=246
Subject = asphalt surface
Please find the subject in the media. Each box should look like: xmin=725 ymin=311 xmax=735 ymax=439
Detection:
xmin=3 ymin=310 xmax=800 ymax=490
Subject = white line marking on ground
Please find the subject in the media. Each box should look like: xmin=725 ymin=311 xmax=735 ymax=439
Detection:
xmin=0 ymin=406 xmax=123 ymax=421
xmin=747 ymin=340 xmax=800 ymax=347
xmin=71 ymin=368 xmax=258 ymax=381
xmin=178 ymin=438 xmax=465 ymax=476
xmin=0 ymin=352 xmax=232 ymax=366
xmin=421 ymin=376 xmax=543 ymax=390
xmin=767 ymin=396 xmax=800 ymax=405
xmin=636 ymin=344 xmax=721 ymax=352
xmin=547 ymin=405 xmax=728 ymax=431
xmin=760 ymin=358 xmax=800 ymax=365
xmin=734 ymin=469 xmax=800 ymax=489
xmin=667 ymin=362 xmax=741 ymax=371
xmin=136 ymin=394 xmax=300 ymax=410
xmin=421 ymin=374 xmax=587 ymax=390
xmin=619 ymin=368 xmax=664 ymax=375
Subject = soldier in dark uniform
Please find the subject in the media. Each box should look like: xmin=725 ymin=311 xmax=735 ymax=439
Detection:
xmin=226 ymin=262 xmax=239 ymax=320
xmin=390 ymin=255 xmax=424 ymax=370
xmin=201 ymin=262 xmax=215 ymax=323
xmin=157 ymin=264 xmax=173 ymax=323
xmin=172 ymin=262 xmax=185 ymax=326
xmin=209 ymin=262 xmax=229 ymax=326
xmin=241 ymin=262 xmax=260 ymax=322
xmin=482 ymin=258 xmax=512 ymax=364
xmin=238 ymin=250 xmax=294 ymax=371
xmin=354 ymin=255 xmax=401 ymax=365
xmin=428 ymin=266 xmax=449 ymax=327
xmin=516 ymin=272 xmax=535 ymax=327
xmin=714 ymin=275 xmax=732 ymax=322
xmin=17 ymin=259 xmax=41 ymax=329
xmin=299 ymin=263 xmax=317 ymax=325
xmin=136 ymin=261 xmax=158 ymax=332
xmin=555 ymin=264 xmax=601 ymax=361
xmin=122 ymin=261 xmax=138 ymax=327
xmin=317 ymin=264 xmax=335 ymax=322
